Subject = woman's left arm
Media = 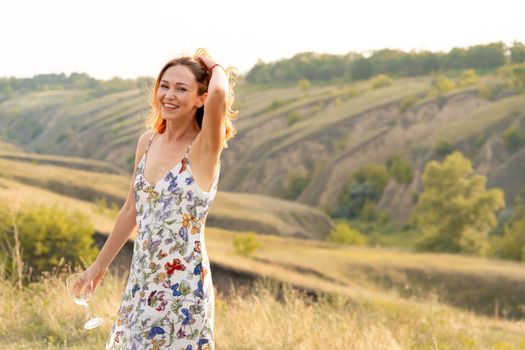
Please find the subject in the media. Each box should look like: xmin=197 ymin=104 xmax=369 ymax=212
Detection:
xmin=198 ymin=56 xmax=229 ymax=153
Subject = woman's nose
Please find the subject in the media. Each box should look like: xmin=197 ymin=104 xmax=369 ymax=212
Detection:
xmin=164 ymin=89 xmax=176 ymax=100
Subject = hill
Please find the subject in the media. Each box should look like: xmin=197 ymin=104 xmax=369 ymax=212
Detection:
xmin=3 ymin=69 xmax=525 ymax=225
xmin=0 ymin=146 xmax=334 ymax=240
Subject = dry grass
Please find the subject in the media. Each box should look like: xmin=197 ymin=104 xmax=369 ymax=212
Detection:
xmin=1 ymin=267 xmax=524 ymax=349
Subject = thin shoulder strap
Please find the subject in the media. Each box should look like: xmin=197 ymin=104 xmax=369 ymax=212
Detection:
xmin=184 ymin=137 xmax=195 ymax=158
xmin=145 ymin=131 xmax=156 ymax=155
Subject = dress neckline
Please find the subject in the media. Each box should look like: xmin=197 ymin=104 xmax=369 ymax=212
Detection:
xmin=142 ymin=131 xmax=193 ymax=188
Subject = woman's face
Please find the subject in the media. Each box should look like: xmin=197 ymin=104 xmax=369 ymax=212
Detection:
xmin=156 ymin=64 xmax=206 ymax=122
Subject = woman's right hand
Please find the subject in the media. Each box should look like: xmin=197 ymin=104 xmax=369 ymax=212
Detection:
xmin=77 ymin=263 xmax=108 ymax=295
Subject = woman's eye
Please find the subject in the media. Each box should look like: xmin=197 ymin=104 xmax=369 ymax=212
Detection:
xmin=177 ymin=87 xmax=187 ymax=91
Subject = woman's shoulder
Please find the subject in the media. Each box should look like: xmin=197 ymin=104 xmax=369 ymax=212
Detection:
xmin=136 ymin=130 xmax=156 ymax=155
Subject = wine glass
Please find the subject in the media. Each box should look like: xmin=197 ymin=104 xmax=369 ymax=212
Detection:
xmin=66 ymin=272 xmax=103 ymax=330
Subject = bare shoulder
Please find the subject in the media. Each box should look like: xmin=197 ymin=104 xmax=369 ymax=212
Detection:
xmin=137 ymin=130 xmax=155 ymax=153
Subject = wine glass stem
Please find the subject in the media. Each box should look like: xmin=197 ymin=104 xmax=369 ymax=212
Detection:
xmin=84 ymin=304 xmax=93 ymax=320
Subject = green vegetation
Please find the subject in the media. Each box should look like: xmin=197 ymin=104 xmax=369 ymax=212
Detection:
xmin=434 ymin=140 xmax=453 ymax=156
xmin=398 ymin=94 xmax=419 ymax=113
xmin=428 ymin=73 xmax=456 ymax=97
xmin=412 ymin=151 xmax=505 ymax=255
xmin=498 ymin=63 xmax=525 ymax=93
xmin=0 ymin=199 xmax=98 ymax=281
xmin=370 ymin=74 xmax=393 ymax=89
xmin=335 ymin=163 xmax=389 ymax=219
xmin=502 ymin=125 xmax=525 ymax=151
xmin=2 ymin=269 xmax=524 ymax=349
xmin=233 ymin=232 xmax=260 ymax=257
xmin=287 ymin=111 xmax=304 ymax=125
xmin=326 ymin=222 xmax=367 ymax=245
xmin=0 ymin=72 xmax=151 ymax=96
xmin=245 ymin=41 xmax=516 ymax=84
xmin=459 ymin=69 xmax=480 ymax=86
xmin=284 ymin=171 xmax=309 ymax=199
xmin=387 ymin=154 xmax=413 ymax=185
xmin=491 ymin=198 xmax=525 ymax=261
xmin=297 ymin=78 xmax=311 ymax=96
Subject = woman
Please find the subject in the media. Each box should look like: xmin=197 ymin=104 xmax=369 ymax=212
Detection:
xmin=77 ymin=48 xmax=238 ymax=350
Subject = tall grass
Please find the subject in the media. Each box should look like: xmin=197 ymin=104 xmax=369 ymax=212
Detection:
xmin=1 ymin=266 xmax=525 ymax=349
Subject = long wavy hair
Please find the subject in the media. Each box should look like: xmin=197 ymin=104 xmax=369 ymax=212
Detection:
xmin=145 ymin=48 xmax=239 ymax=148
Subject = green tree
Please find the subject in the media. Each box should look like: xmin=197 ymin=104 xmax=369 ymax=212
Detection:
xmin=510 ymin=41 xmax=525 ymax=64
xmin=412 ymin=151 xmax=505 ymax=255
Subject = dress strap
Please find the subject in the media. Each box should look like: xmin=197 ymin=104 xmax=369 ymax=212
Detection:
xmin=145 ymin=131 xmax=156 ymax=154
xmin=184 ymin=138 xmax=194 ymax=158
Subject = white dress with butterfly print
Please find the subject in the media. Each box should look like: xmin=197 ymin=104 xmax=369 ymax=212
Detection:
xmin=105 ymin=131 xmax=220 ymax=350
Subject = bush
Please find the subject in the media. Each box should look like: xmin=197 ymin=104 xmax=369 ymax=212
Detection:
xmin=0 ymin=203 xmax=98 ymax=277
xmin=284 ymin=172 xmax=309 ymax=199
xmin=459 ymin=69 xmax=480 ymax=86
xmin=434 ymin=140 xmax=453 ymax=156
xmin=233 ymin=232 xmax=260 ymax=257
xmin=399 ymin=95 xmax=419 ymax=113
xmin=502 ymin=126 xmax=525 ymax=151
xmin=432 ymin=74 xmax=456 ymax=93
xmin=371 ymin=74 xmax=393 ymax=89
xmin=336 ymin=163 xmax=389 ymax=219
xmin=327 ymin=222 xmax=367 ymax=245
xmin=287 ymin=111 xmax=304 ymax=126
xmin=478 ymin=84 xmax=494 ymax=100
xmin=387 ymin=155 xmax=413 ymax=185
xmin=297 ymin=79 xmax=311 ymax=95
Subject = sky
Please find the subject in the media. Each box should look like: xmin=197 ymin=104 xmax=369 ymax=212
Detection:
xmin=0 ymin=0 xmax=523 ymax=80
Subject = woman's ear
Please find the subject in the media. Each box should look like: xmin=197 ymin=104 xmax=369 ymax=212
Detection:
xmin=197 ymin=92 xmax=208 ymax=108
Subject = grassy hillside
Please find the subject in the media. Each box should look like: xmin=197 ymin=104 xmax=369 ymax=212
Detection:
xmin=1 ymin=70 xmax=524 ymax=223
xmin=0 ymin=149 xmax=334 ymax=240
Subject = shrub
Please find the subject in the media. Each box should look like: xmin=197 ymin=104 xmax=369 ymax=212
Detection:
xmin=287 ymin=111 xmax=304 ymax=126
xmin=327 ymin=222 xmax=367 ymax=245
xmin=285 ymin=172 xmax=309 ymax=199
xmin=297 ymin=79 xmax=311 ymax=96
xmin=399 ymin=95 xmax=419 ymax=113
xmin=434 ymin=140 xmax=453 ymax=156
xmin=432 ymin=74 xmax=456 ymax=93
xmin=459 ymin=69 xmax=480 ymax=86
xmin=233 ymin=232 xmax=260 ymax=257
xmin=0 ymin=202 xmax=98 ymax=277
xmin=336 ymin=163 xmax=389 ymax=219
xmin=387 ymin=155 xmax=413 ymax=185
xmin=502 ymin=126 xmax=525 ymax=151
xmin=371 ymin=74 xmax=393 ymax=89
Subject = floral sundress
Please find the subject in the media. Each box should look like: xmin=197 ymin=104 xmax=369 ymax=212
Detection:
xmin=105 ymin=130 xmax=220 ymax=350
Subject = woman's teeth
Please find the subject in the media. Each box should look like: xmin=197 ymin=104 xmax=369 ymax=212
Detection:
xmin=163 ymin=103 xmax=179 ymax=110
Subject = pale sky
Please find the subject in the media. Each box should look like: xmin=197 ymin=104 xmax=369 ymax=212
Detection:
xmin=1 ymin=0 xmax=523 ymax=80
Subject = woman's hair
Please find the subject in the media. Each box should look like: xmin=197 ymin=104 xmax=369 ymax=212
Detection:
xmin=145 ymin=48 xmax=239 ymax=148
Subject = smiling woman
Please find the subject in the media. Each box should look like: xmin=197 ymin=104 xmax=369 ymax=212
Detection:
xmin=146 ymin=48 xmax=239 ymax=147
xmin=72 ymin=48 xmax=239 ymax=350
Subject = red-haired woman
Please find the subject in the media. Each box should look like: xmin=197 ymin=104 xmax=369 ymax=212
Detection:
xmin=78 ymin=48 xmax=238 ymax=350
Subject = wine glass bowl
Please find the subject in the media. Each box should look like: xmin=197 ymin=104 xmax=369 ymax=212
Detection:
xmin=66 ymin=272 xmax=103 ymax=330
